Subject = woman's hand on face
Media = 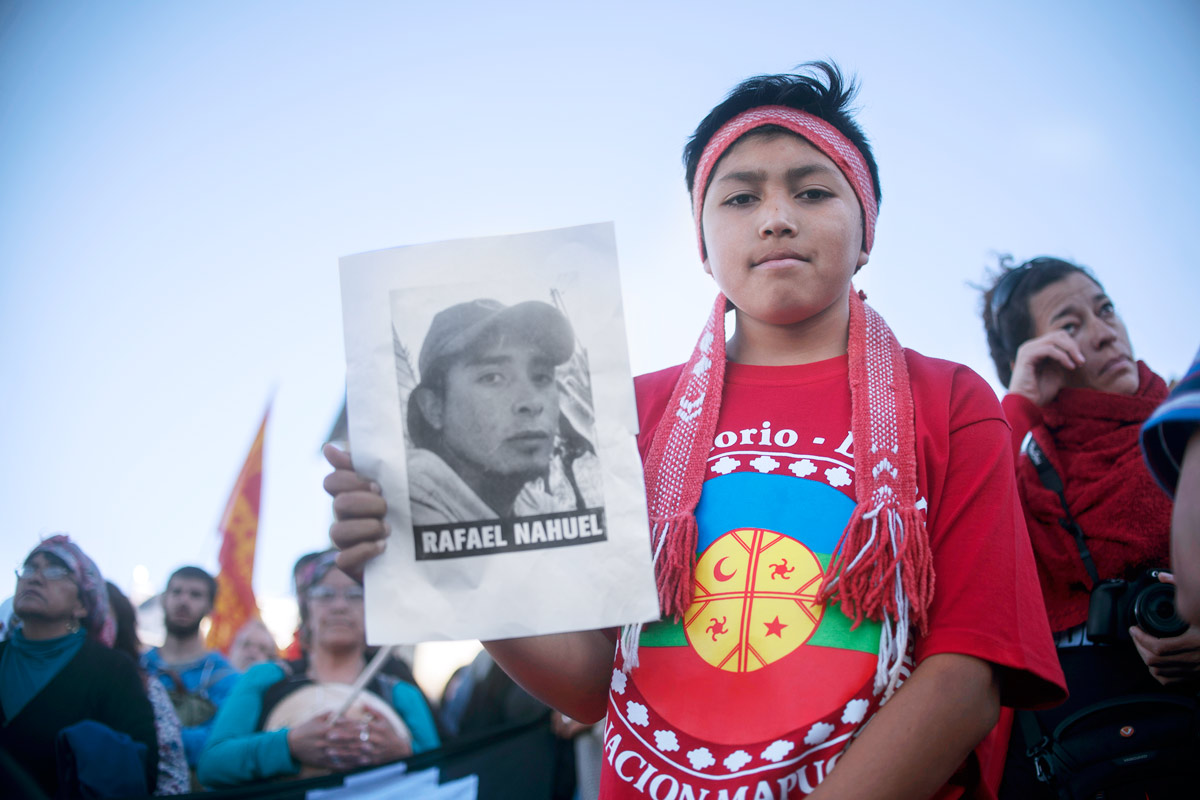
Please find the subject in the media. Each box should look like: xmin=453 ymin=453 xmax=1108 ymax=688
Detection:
xmin=1008 ymin=330 xmax=1086 ymax=407
xmin=323 ymin=443 xmax=390 ymax=581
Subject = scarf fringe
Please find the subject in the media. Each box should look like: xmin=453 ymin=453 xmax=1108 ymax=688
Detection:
xmin=654 ymin=515 xmax=699 ymax=620
xmin=823 ymin=505 xmax=933 ymax=638
xmin=619 ymin=623 xmax=642 ymax=673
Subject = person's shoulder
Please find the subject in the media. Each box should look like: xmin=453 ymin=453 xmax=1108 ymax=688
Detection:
xmin=202 ymin=649 xmax=235 ymax=670
xmin=239 ymin=660 xmax=287 ymax=689
xmin=634 ymin=363 xmax=685 ymax=400
xmin=81 ymin=638 xmax=142 ymax=675
xmin=1141 ymin=349 xmax=1200 ymax=494
xmin=904 ymin=349 xmax=1005 ymax=424
xmin=140 ymin=646 xmax=163 ymax=667
xmin=633 ymin=364 xmax=685 ymax=454
xmin=634 ymin=363 xmax=685 ymax=420
xmin=904 ymin=349 xmax=990 ymax=391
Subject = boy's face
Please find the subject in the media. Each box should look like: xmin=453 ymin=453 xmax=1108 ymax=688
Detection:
xmin=700 ymin=132 xmax=868 ymax=331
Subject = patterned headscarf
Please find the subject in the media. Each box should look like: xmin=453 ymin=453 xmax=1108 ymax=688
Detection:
xmin=622 ymin=107 xmax=932 ymax=698
xmin=26 ymin=534 xmax=115 ymax=647
xmin=295 ymin=550 xmax=339 ymax=632
xmin=295 ymin=550 xmax=339 ymax=600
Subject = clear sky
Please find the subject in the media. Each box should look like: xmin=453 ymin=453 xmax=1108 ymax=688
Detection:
xmin=2 ymin=0 xmax=1197 ymax=618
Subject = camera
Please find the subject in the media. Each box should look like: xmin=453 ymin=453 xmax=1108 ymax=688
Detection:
xmin=1086 ymin=569 xmax=1188 ymax=644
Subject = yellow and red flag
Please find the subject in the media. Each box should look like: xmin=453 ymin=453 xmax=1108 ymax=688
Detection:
xmin=206 ymin=405 xmax=269 ymax=654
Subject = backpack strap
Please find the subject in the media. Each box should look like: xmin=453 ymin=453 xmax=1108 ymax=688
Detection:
xmin=1021 ymin=431 xmax=1101 ymax=587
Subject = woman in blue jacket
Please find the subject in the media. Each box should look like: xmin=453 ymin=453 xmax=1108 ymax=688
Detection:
xmin=198 ymin=552 xmax=438 ymax=787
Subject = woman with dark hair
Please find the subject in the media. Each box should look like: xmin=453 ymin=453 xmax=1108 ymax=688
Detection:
xmin=0 ymin=535 xmax=158 ymax=796
xmin=106 ymin=581 xmax=189 ymax=795
xmin=197 ymin=552 xmax=439 ymax=787
xmin=981 ymin=256 xmax=1200 ymax=797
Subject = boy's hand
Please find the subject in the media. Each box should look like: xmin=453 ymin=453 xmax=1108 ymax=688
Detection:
xmin=1008 ymin=330 xmax=1086 ymax=407
xmin=551 ymin=712 xmax=594 ymax=739
xmin=322 ymin=443 xmax=389 ymax=581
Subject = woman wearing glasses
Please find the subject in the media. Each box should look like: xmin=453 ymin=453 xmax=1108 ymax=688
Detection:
xmin=197 ymin=552 xmax=439 ymax=788
xmin=981 ymin=256 xmax=1199 ymax=797
xmin=0 ymin=536 xmax=159 ymax=796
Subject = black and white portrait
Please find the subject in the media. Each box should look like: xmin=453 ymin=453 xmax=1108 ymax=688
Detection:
xmin=394 ymin=294 xmax=606 ymax=560
xmin=340 ymin=223 xmax=657 ymax=641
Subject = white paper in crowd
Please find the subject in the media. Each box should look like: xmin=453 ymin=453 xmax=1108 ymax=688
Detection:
xmin=428 ymin=775 xmax=480 ymax=800
xmin=339 ymin=223 xmax=658 ymax=643
xmin=307 ymin=764 xmax=442 ymax=799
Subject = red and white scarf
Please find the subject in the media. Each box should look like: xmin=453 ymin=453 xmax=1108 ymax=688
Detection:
xmin=621 ymin=107 xmax=932 ymax=697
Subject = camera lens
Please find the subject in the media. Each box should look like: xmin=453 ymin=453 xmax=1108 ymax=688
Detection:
xmin=1132 ymin=581 xmax=1188 ymax=638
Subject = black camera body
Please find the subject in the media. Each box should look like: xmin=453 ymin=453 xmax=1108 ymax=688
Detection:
xmin=1086 ymin=569 xmax=1188 ymax=644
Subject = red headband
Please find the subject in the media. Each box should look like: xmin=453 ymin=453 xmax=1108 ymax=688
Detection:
xmin=691 ymin=105 xmax=878 ymax=257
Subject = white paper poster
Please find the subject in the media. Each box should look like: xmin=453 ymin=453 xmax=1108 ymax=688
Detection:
xmin=339 ymin=223 xmax=659 ymax=642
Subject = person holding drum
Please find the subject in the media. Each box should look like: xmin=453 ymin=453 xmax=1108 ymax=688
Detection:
xmin=197 ymin=552 xmax=439 ymax=787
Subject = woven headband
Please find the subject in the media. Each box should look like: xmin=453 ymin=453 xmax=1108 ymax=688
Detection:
xmin=691 ymin=106 xmax=877 ymax=258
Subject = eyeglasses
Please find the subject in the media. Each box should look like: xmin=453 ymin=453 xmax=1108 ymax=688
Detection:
xmin=987 ymin=262 xmax=1034 ymax=323
xmin=307 ymin=586 xmax=365 ymax=604
xmin=16 ymin=564 xmax=73 ymax=582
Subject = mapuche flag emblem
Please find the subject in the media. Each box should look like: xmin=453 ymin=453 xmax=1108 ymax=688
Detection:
xmin=629 ymin=473 xmax=881 ymax=747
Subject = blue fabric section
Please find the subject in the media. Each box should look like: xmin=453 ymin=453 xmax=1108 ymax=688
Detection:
xmin=196 ymin=662 xmax=297 ymax=788
xmin=390 ymin=680 xmax=441 ymax=753
xmin=0 ymin=629 xmax=85 ymax=720
xmin=55 ymin=719 xmax=149 ymax=798
xmin=1141 ymin=347 xmax=1200 ymax=496
xmin=695 ymin=472 xmax=855 ymax=554
xmin=141 ymin=647 xmax=241 ymax=766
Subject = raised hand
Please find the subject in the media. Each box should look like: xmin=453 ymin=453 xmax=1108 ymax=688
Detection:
xmin=1008 ymin=329 xmax=1085 ymax=407
xmin=323 ymin=443 xmax=389 ymax=580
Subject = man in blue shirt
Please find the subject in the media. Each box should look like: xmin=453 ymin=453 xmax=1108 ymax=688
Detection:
xmin=141 ymin=566 xmax=240 ymax=770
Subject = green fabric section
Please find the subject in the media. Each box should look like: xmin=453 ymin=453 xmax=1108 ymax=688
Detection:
xmin=638 ymin=619 xmax=689 ymax=647
xmin=639 ymin=608 xmax=879 ymax=653
xmin=806 ymin=604 xmax=880 ymax=652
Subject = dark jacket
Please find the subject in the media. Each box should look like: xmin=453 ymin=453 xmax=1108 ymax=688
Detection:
xmin=0 ymin=637 xmax=158 ymax=795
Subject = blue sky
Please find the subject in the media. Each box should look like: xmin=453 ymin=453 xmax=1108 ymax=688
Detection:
xmin=2 ymin=0 xmax=1197 ymax=611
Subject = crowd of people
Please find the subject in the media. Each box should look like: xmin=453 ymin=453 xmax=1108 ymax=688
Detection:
xmin=4 ymin=59 xmax=1200 ymax=800
xmin=0 ymin=541 xmax=590 ymax=798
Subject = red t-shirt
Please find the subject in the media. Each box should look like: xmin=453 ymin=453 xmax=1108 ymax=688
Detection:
xmin=599 ymin=353 xmax=1065 ymax=800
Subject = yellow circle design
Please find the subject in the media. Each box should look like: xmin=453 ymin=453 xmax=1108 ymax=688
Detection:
xmin=684 ymin=529 xmax=824 ymax=672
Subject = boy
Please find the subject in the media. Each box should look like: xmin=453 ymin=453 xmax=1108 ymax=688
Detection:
xmin=326 ymin=62 xmax=1066 ymax=798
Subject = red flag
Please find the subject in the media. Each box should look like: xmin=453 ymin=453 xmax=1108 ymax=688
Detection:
xmin=206 ymin=406 xmax=269 ymax=654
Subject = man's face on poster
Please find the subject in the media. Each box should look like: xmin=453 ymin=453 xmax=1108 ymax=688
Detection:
xmin=428 ymin=341 xmax=560 ymax=480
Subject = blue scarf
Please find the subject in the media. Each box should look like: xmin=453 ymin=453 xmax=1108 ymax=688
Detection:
xmin=0 ymin=628 xmax=86 ymax=720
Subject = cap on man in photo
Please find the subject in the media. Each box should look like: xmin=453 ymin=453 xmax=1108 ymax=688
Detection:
xmin=417 ymin=299 xmax=575 ymax=376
